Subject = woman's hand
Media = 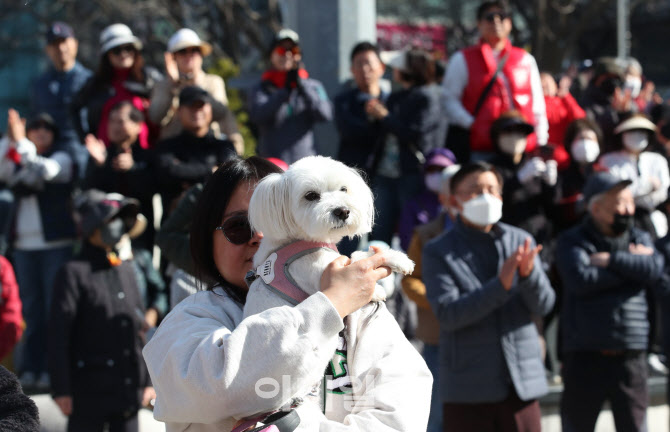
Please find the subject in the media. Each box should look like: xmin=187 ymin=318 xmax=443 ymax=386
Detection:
xmin=320 ymin=248 xmax=392 ymax=318
xmin=7 ymin=109 xmax=26 ymax=144
xmin=54 ymin=395 xmax=73 ymax=416
xmin=85 ymin=134 xmax=107 ymax=166
xmin=164 ymin=52 xmax=180 ymax=83
xmin=142 ymin=386 xmax=157 ymax=407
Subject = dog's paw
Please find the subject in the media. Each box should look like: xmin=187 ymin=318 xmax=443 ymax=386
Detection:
xmin=350 ymin=250 xmax=368 ymax=263
xmin=381 ymin=249 xmax=415 ymax=275
xmin=371 ymin=284 xmax=387 ymax=302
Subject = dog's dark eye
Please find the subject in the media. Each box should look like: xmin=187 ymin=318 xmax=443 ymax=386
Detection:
xmin=304 ymin=191 xmax=320 ymax=201
xmin=340 ymin=186 xmax=347 ymax=193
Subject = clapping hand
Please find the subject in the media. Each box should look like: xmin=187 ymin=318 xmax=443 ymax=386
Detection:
xmin=499 ymin=237 xmax=542 ymax=290
xmin=518 ymin=237 xmax=542 ymax=278
xmin=7 ymin=109 xmax=26 ymax=144
xmin=85 ymin=134 xmax=107 ymax=166
xmin=164 ymin=52 xmax=180 ymax=83
xmin=112 ymin=148 xmax=134 ymax=172
xmin=542 ymin=160 xmax=558 ymax=186
xmin=365 ymin=99 xmax=389 ymax=120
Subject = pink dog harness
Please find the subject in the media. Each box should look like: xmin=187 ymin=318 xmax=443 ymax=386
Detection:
xmin=245 ymin=241 xmax=339 ymax=305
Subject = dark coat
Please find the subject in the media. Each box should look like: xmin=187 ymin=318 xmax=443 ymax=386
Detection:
xmin=156 ymin=131 xmax=236 ymax=212
xmin=371 ymin=84 xmax=447 ymax=177
xmin=0 ymin=366 xmax=39 ymax=431
xmin=71 ymin=66 xmax=162 ymax=141
xmin=48 ymin=244 xmax=150 ymax=417
xmin=84 ymin=142 xmax=158 ymax=248
xmin=334 ymin=86 xmax=389 ymax=176
xmin=556 ymin=218 xmax=664 ymax=353
xmin=491 ymin=154 xmax=557 ymax=249
xmin=248 ymin=77 xmax=332 ymax=164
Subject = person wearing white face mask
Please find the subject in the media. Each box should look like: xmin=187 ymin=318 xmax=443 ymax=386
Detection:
xmin=599 ymin=114 xmax=670 ymax=238
xmin=554 ymin=118 xmax=604 ymax=233
xmin=490 ymin=111 xmax=558 ymax=257
xmin=423 ymin=162 xmax=555 ymax=432
xmin=397 ymin=148 xmax=456 ymax=251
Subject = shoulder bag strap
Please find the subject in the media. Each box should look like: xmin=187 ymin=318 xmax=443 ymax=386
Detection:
xmin=472 ymin=51 xmax=510 ymax=117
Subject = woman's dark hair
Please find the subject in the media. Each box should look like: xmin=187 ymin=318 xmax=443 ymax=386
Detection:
xmin=109 ymin=100 xmax=143 ymax=123
xmin=563 ymin=117 xmax=603 ymax=151
xmin=89 ymin=49 xmax=145 ymax=91
xmin=399 ymin=49 xmax=436 ymax=86
xmin=190 ymin=156 xmax=283 ymax=304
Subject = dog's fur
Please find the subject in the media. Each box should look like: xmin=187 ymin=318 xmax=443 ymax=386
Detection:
xmin=242 ymin=156 xmax=416 ymax=427
xmin=244 ymin=156 xmax=414 ymax=316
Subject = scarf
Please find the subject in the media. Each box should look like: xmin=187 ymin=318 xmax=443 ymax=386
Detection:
xmin=97 ymin=68 xmax=152 ymax=149
xmin=261 ymin=68 xmax=309 ymax=89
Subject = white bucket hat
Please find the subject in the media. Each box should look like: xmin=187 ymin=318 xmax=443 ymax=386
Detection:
xmin=167 ymin=28 xmax=212 ymax=56
xmin=614 ymin=115 xmax=657 ymax=135
xmin=380 ymin=50 xmax=408 ymax=72
xmin=100 ymin=23 xmax=142 ymax=54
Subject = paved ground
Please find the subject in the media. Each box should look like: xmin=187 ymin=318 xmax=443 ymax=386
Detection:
xmin=32 ymin=390 xmax=669 ymax=432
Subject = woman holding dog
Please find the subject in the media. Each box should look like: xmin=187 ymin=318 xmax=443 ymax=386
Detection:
xmin=143 ymin=156 xmax=429 ymax=431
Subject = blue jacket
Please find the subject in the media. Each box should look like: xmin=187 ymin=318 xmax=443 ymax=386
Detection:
xmin=423 ymin=219 xmax=554 ymax=403
xmin=248 ymin=77 xmax=332 ymax=164
xmin=556 ymin=218 xmax=664 ymax=353
xmin=32 ymin=62 xmax=92 ymax=145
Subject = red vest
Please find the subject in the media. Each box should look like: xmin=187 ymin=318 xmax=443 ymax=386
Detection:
xmin=462 ymin=40 xmax=537 ymax=152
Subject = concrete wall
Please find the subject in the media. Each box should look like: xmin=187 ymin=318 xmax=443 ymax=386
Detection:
xmin=280 ymin=0 xmax=377 ymax=157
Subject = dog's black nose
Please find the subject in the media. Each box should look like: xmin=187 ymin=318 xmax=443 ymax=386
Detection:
xmin=333 ymin=207 xmax=350 ymax=221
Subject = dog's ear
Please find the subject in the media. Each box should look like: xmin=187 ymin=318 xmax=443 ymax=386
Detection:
xmin=249 ymin=172 xmax=295 ymax=240
xmin=350 ymin=166 xmax=375 ymax=234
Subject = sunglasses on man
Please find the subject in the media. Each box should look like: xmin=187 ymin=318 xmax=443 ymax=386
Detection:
xmin=274 ymin=45 xmax=301 ymax=56
xmin=109 ymin=44 xmax=136 ymax=56
xmin=215 ymin=214 xmax=255 ymax=245
xmin=483 ymin=11 xmax=509 ymax=22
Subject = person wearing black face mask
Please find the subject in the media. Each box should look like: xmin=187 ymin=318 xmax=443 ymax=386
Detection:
xmin=48 ymin=190 xmax=157 ymax=431
xmin=555 ymin=171 xmax=665 ymax=432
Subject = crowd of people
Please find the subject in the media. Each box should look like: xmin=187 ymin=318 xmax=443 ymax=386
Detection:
xmin=1 ymin=0 xmax=670 ymax=430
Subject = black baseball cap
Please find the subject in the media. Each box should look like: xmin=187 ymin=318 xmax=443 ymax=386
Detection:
xmin=26 ymin=113 xmax=58 ymax=135
xmin=583 ymin=172 xmax=632 ymax=203
xmin=75 ymin=190 xmax=141 ymax=238
xmin=178 ymin=86 xmax=213 ymax=107
xmin=46 ymin=22 xmax=75 ymax=43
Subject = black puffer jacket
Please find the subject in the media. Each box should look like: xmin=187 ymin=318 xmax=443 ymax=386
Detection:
xmin=556 ymin=218 xmax=664 ymax=352
xmin=71 ymin=66 xmax=162 ymax=141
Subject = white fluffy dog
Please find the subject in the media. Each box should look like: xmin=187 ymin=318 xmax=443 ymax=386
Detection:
xmin=244 ymin=155 xmax=414 ymax=315
xmin=242 ymin=156 xmax=416 ymax=427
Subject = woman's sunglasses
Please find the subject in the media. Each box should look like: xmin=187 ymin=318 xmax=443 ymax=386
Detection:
xmin=215 ymin=214 xmax=254 ymax=245
xmin=109 ymin=44 xmax=136 ymax=56
xmin=274 ymin=45 xmax=301 ymax=56
xmin=175 ymin=47 xmax=201 ymax=56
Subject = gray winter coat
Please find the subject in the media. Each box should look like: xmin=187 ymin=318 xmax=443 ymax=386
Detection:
xmin=423 ymin=219 xmax=555 ymax=403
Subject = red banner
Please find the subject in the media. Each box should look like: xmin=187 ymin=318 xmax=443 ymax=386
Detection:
xmin=376 ymin=21 xmax=447 ymax=58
